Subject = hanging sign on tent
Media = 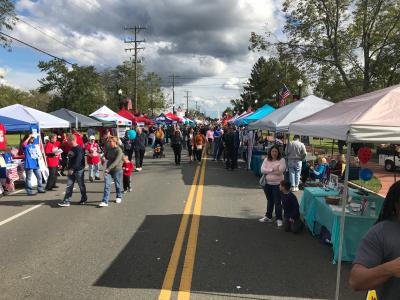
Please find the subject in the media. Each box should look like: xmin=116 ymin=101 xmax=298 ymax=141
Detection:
xmin=0 ymin=124 xmax=6 ymax=150
xmin=30 ymin=124 xmax=40 ymax=145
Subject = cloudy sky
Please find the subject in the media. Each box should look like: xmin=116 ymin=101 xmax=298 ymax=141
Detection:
xmin=1 ymin=0 xmax=284 ymax=117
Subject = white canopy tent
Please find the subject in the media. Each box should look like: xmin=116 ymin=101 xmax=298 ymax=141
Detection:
xmin=248 ymin=95 xmax=333 ymax=131
xmin=89 ymin=106 xmax=132 ymax=127
xmin=290 ymin=85 xmax=400 ymax=142
xmin=289 ymin=84 xmax=400 ymax=300
xmin=0 ymin=104 xmax=69 ymax=128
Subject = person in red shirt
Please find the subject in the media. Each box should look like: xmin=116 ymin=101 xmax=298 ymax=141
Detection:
xmin=122 ymin=155 xmax=134 ymax=192
xmin=85 ymin=135 xmax=101 ymax=182
xmin=60 ymin=132 xmax=71 ymax=176
xmin=72 ymin=129 xmax=84 ymax=148
xmin=45 ymin=134 xmax=61 ymax=191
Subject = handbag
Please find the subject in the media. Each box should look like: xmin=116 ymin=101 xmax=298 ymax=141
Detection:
xmin=259 ymin=174 xmax=267 ymax=187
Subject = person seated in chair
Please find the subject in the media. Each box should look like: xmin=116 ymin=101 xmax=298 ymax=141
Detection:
xmin=330 ymin=154 xmax=346 ymax=177
xmin=310 ymin=156 xmax=329 ymax=181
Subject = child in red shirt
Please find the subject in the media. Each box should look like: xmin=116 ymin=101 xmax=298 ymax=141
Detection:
xmin=122 ymin=155 xmax=134 ymax=192
xmin=85 ymin=136 xmax=101 ymax=181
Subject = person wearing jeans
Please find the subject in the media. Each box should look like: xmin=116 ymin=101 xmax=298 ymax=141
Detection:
xmin=99 ymin=136 xmax=123 ymax=207
xmin=22 ymin=133 xmax=45 ymax=195
xmin=259 ymin=145 xmax=286 ymax=227
xmin=133 ymin=128 xmax=148 ymax=171
xmin=285 ymin=135 xmax=307 ymax=191
xmin=85 ymin=135 xmax=101 ymax=181
xmin=58 ymin=134 xmax=87 ymax=206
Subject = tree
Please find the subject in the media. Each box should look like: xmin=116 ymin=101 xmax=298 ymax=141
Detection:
xmin=0 ymin=84 xmax=30 ymax=106
xmin=0 ymin=0 xmax=17 ymax=48
xmin=0 ymin=85 xmax=51 ymax=110
xmin=38 ymin=59 xmax=107 ymax=115
xmin=242 ymin=56 xmax=306 ymax=109
xmin=100 ymin=62 xmax=166 ymax=114
xmin=250 ymin=0 xmax=400 ymax=99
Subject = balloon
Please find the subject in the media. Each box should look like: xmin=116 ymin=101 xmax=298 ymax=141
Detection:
xmin=127 ymin=129 xmax=137 ymax=140
xmin=359 ymin=168 xmax=373 ymax=182
xmin=357 ymin=147 xmax=372 ymax=164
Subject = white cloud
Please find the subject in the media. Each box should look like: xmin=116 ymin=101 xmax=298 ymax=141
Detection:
xmin=8 ymin=0 xmax=285 ymax=114
xmin=0 ymin=66 xmax=42 ymax=90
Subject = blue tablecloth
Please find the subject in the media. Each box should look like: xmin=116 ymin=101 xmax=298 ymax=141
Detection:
xmin=300 ymin=187 xmax=384 ymax=263
xmin=250 ymin=155 xmax=264 ymax=177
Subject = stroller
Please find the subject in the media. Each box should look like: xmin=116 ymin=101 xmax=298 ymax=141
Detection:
xmin=153 ymin=140 xmax=165 ymax=158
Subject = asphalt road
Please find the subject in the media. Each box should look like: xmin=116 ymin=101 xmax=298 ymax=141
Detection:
xmin=0 ymin=147 xmax=366 ymax=300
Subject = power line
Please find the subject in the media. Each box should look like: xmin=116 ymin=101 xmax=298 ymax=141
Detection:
xmin=18 ymin=17 xmax=112 ymax=66
xmin=0 ymin=31 xmax=73 ymax=65
xmin=125 ymin=25 xmax=146 ymax=112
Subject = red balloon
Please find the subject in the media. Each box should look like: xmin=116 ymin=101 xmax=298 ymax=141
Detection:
xmin=357 ymin=147 xmax=372 ymax=165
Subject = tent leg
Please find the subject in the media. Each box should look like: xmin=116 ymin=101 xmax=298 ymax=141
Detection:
xmin=334 ymin=142 xmax=352 ymax=300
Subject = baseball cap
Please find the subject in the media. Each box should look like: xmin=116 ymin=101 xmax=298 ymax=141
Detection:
xmin=89 ymin=135 xmax=96 ymax=140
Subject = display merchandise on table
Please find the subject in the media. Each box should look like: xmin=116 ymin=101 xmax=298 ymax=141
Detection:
xmin=300 ymin=186 xmax=384 ymax=263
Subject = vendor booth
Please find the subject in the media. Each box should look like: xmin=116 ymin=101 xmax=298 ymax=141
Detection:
xmin=165 ymin=112 xmax=182 ymax=123
xmin=0 ymin=114 xmax=51 ymax=193
xmin=232 ymin=111 xmax=254 ymax=126
xmin=154 ymin=113 xmax=173 ymax=125
xmin=234 ymin=104 xmax=275 ymax=127
xmin=248 ymin=95 xmax=333 ymax=131
xmin=50 ymin=108 xmax=101 ymax=128
xmin=289 ymin=84 xmax=400 ymax=300
xmin=90 ymin=106 xmax=132 ymax=138
xmin=0 ymin=104 xmax=70 ymax=129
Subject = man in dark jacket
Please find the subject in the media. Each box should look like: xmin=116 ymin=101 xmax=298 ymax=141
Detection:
xmin=133 ymin=128 xmax=148 ymax=171
xmin=58 ymin=134 xmax=87 ymax=207
xmin=222 ymin=126 xmax=235 ymax=170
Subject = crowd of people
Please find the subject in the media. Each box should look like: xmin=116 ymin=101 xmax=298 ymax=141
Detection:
xmin=16 ymin=119 xmax=400 ymax=297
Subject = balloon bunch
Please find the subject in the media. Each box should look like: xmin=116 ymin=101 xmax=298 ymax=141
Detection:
xmin=357 ymin=147 xmax=373 ymax=182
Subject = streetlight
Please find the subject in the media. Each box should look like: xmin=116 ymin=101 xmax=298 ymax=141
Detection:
xmin=118 ymin=88 xmax=123 ymax=100
xmin=255 ymin=99 xmax=258 ymax=104
xmin=297 ymin=79 xmax=304 ymax=99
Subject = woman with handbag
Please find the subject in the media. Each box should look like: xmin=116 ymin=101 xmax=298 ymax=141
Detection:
xmin=259 ymin=145 xmax=286 ymax=227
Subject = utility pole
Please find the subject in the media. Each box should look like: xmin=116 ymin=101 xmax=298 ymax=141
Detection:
xmin=169 ymin=74 xmax=180 ymax=114
xmin=124 ymin=25 xmax=146 ymax=113
xmin=184 ymin=90 xmax=191 ymax=116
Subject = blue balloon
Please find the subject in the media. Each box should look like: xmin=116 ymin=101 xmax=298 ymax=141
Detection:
xmin=127 ymin=129 xmax=137 ymax=140
xmin=359 ymin=168 xmax=373 ymax=181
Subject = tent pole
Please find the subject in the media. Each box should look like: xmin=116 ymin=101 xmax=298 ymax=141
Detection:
xmin=334 ymin=141 xmax=352 ymax=300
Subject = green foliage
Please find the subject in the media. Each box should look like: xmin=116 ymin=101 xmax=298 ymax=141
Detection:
xmin=38 ymin=59 xmax=107 ymax=115
xmin=100 ymin=62 xmax=166 ymax=114
xmin=37 ymin=59 xmax=166 ymax=116
xmin=242 ymin=56 xmax=306 ymax=109
xmin=0 ymin=0 xmax=18 ymax=48
xmin=250 ymin=0 xmax=400 ymax=101
xmin=0 ymin=85 xmax=50 ymax=110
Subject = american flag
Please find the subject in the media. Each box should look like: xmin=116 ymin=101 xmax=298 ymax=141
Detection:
xmin=279 ymin=85 xmax=291 ymax=107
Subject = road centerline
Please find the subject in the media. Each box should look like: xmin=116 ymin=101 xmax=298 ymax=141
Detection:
xmin=177 ymin=154 xmax=207 ymax=300
xmin=158 ymin=161 xmax=202 ymax=300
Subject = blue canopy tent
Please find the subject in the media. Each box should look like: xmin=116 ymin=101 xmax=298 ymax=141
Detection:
xmin=234 ymin=104 xmax=275 ymax=126
xmin=0 ymin=115 xmax=37 ymax=132
xmin=154 ymin=113 xmax=173 ymax=125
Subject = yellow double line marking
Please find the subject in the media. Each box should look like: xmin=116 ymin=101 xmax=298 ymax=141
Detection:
xmin=159 ymin=154 xmax=207 ymax=300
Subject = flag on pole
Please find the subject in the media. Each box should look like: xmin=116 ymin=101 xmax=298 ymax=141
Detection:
xmin=279 ymin=84 xmax=291 ymax=107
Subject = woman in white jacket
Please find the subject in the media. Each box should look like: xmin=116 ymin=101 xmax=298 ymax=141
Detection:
xmin=259 ymin=145 xmax=286 ymax=227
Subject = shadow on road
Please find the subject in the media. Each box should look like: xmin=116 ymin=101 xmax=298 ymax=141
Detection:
xmin=94 ymin=214 xmax=363 ymax=300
